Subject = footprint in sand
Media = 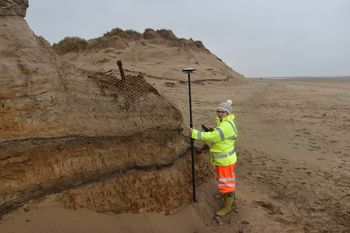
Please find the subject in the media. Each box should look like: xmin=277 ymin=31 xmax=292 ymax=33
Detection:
xmin=253 ymin=201 xmax=282 ymax=215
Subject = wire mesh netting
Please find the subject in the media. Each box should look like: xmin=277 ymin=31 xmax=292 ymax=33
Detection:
xmin=85 ymin=61 xmax=159 ymax=110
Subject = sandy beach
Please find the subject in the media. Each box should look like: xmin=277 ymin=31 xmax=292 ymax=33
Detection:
xmin=1 ymin=77 xmax=349 ymax=233
xmin=2 ymin=1 xmax=350 ymax=232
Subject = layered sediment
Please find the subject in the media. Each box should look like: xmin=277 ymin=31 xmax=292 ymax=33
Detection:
xmin=0 ymin=0 xmax=214 ymax=217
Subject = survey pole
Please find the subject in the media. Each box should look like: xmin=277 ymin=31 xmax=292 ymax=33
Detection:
xmin=182 ymin=67 xmax=196 ymax=202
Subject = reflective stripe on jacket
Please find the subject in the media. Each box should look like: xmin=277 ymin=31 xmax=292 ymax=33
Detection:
xmin=191 ymin=114 xmax=238 ymax=166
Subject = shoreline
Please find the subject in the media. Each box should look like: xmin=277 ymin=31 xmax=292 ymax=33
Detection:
xmin=248 ymin=76 xmax=350 ymax=80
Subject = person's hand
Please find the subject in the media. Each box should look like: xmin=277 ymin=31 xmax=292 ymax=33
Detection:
xmin=202 ymin=124 xmax=213 ymax=132
xmin=189 ymin=128 xmax=193 ymax=134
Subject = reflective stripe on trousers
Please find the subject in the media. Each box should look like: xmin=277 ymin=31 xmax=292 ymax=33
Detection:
xmin=215 ymin=164 xmax=236 ymax=194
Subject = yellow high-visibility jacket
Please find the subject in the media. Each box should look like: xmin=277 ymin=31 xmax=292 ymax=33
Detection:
xmin=191 ymin=114 xmax=238 ymax=166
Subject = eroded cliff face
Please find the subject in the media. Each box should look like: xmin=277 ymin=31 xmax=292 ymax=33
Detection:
xmin=0 ymin=17 xmax=183 ymax=142
xmin=0 ymin=0 xmax=28 ymax=17
xmin=0 ymin=1 xmax=213 ymax=217
xmin=0 ymin=125 xmax=213 ymax=216
xmin=0 ymin=16 xmax=68 ymax=141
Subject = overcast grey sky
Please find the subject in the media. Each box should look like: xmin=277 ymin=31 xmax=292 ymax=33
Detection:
xmin=26 ymin=0 xmax=350 ymax=77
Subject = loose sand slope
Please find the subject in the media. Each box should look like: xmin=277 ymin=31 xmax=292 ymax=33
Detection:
xmin=54 ymin=28 xmax=245 ymax=84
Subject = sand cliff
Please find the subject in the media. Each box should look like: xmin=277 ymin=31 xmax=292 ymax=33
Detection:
xmin=0 ymin=0 xmax=218 ymax=217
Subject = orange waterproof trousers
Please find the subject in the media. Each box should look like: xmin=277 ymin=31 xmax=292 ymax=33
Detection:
xmin=215 ymin=164 xmax=236 ymax=194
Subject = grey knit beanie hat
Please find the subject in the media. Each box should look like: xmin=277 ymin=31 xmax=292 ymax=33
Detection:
xmin=217 ymin=99 xmax=233 ymax=114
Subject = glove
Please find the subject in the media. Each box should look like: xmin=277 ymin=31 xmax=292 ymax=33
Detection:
xmin=201 ymin=124 xmax=213 ymax=132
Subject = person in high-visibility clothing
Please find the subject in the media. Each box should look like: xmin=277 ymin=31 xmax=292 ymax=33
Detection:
xmin=190 ymin=99 xmax=238 ymax=216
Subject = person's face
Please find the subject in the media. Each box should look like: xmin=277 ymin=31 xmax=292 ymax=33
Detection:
xmin=216 ymin=110 xmax=228 ymax=120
